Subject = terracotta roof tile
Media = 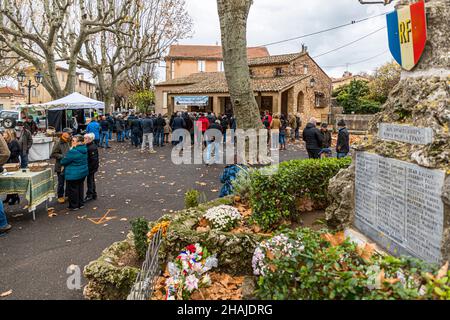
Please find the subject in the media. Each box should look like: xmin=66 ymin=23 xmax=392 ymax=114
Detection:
xmin=167 ymin=45 xmax=269 ymax=60
xmin=156 ymin=72 xmax=310 ymax=94
xmin=248 ymin=52 xmax=306 ymax=66
xmin=0 ymin=86 xmax=24 ymax=96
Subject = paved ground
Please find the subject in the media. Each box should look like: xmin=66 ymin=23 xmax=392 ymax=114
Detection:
xmin=0 ymin=139 xmax=308 ymax=300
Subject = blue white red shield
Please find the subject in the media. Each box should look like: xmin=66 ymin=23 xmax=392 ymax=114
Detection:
xmin=386 ymin=1 xmax=427 ymax=71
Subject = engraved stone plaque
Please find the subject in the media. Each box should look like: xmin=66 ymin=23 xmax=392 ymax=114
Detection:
xmin=354 ymin=152 xmax=446 ymax=264
xmin=378 ymin=123 xmax=434 ymax=145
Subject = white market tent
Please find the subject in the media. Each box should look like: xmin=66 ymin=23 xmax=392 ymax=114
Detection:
xmin=24 ymin=92 xmax=105 ymax=132
xmin=33 ymin=92 xmax=105 ymax=110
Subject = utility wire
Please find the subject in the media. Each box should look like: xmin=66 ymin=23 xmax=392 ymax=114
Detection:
xmin=256 ymin=11 xmax=389 ymax=47
xmin=321 ymin=50 xmax=389 ymax=69
xmin=312 ymin=26 xmax=386 ymax=59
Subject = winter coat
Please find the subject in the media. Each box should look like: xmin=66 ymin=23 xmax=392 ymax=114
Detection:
xmin=86 ymin=142 xmax=99 ymax=174
xmin=60 ymin=145 xmax=89 ymax=181
xmin=321 ymin=130 xmax=332 ymax=149
xmin=184 ymin=116 xmax=194 ymax=132
xmin=337 ymin=127 xmax=350 ymax=153
xmin=115 ymin=118 xmax=125 ymax=132
xmin=51 ymin=138 xmax=71 ymax=173
xmin=86 ymin=121 xmax=101 ymax=140
xmin=270 ymin=118 xmax=281 ymax=130
xmin=18 ymin=128 xmax=33 ymax=154
xmin=154 ymin=117 xmax=166 ymax=131
xmin=99 ymin=120 xmax=110 ymax=133
xmin=141 ymin=118 xmax=154 ymax=134
xmin=198 ymin=117 xmax=210 ymax=132
xmin=7 ymin=140 xmax=21 ymax=163
xmin=295 ymin=116 xmax=302 ymax=130
xmin=0 ymin=135 xmax=11 ymax=170
xmin=302 ymin=123 xmax=324 ymax=150
xmin=171 ymin=116 xmax=186 ymax=131
xmin=289 ymin=116 xmax=296 ymax=129
xmin=130 ymin=119 xmax=142 ymax=134
xmin=207 ymin=123 xmax=223 ymax=142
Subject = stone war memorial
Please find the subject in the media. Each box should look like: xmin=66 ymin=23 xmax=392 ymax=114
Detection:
xmin=326 ymin=0 xmax=449 ymax=264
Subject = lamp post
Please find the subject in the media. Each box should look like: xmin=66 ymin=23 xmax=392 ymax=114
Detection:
xmin=17 ymin=71 xmax=44 ymax=105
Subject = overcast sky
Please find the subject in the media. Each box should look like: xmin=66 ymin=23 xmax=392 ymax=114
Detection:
xmin=179 ymin=0 xmax=396 ymax=78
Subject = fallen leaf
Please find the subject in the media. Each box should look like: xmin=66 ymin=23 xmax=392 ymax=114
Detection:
xmin=437 ymin=262 xmax=449 ymax=280
xmin=0 ymin=290 xmax=12 ymax=297
xmin=321 ymin=232 xmax=346 ymax=247
xmin=120 ymin=218 xmax=128 ymax=222
xmin=356 ymin=243 xmax=376 ymax=261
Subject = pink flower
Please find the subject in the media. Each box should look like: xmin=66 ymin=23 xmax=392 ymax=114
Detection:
xmin=185 ymin=275 xmax=199 ymax=292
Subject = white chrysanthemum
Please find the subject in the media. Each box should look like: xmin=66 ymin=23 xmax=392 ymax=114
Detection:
xmin=204 ymin=205 xmax=242 ymax=231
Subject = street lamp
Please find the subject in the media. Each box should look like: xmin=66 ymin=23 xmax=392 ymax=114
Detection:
xmin=17 ymin=70 xmax=44 ymax=105
xmin=309 ymin=77 xmax=316 ymax=88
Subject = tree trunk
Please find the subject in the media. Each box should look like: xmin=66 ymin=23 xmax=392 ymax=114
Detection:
xmin=217 ymin=0 xmax=263 ymax=130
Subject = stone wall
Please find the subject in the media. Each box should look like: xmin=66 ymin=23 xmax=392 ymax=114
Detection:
xmin=333 ymin=114 xmax=375 ymax=133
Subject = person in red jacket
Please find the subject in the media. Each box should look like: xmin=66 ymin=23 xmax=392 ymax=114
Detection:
xmin=198 ymin=113 xmax=210 ymax=133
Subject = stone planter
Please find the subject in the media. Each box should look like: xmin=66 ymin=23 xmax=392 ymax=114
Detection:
xmin=83 ymin=234 xmax=140 ymax=300
xmin=157 ymin=197 xmax=270 ymax=276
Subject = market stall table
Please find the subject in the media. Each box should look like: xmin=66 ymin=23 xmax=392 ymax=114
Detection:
xmin=29 ymin=135 xmax=55 ymax=162
xmin=0 ymin=168 xmax=55 ymax=221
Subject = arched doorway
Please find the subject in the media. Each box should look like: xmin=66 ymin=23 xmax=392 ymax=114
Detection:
xmin=297 ymin=91 xmax=305 ymax=114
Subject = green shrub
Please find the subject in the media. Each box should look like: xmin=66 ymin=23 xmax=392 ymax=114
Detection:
xmin=255 ymin=228 xmax=437 ymax=300
xmin=185 ymin=189 xmax=200 ymax=209
xmin=249 ymin=157 xmax=352 ymax=230
xmin=130 ymin=218 xmax=150 ymax=260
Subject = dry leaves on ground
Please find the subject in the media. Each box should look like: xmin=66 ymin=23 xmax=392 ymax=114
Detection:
xmin=0 ymin=290 xmax=12 ymax=298
xmin=356 ymin=243 xmax=376 ymax=262
xmin=151 ymin=272 xmax=244 ymax=301
xmin=321 ymin=232 xmax=346 ymax=247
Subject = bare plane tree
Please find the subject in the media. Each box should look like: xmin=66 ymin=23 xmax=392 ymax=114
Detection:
xmin=77 ymin=0 xmax=192 ymax=111
xmin=217 ymin=0 xmax=263 ymax=130
xmin=0 ymin=0 xmax=132 ymax=99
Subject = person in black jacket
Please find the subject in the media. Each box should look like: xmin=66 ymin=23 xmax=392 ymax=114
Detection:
xmin=171 ymin=112 xmax=186 ymax=145
xmin=130 ymin=117 xmax=142 ymax=147
xmin=336 ymin=120 xmax=350 ymax=159
xmin=3 ymin=129 xmax=21 ymax=205
xmin=141 ymin=115 xmax=155 ymax=153
xmin=154 ymin=114 xmax=166 ymax=147
xmin=302 ymin=118 xmax=324 ymax=159
xmin=84 ymin=133 xmax=99 ymax=201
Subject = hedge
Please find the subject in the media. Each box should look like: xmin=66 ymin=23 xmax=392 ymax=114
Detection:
xmin=249 ymin=157 xmax=352 ymax=230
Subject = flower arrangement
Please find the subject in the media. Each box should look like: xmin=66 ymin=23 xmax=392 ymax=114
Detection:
xmin=252 ymin=234 xmax=305 ymax=276
xmin=147 ymin=220 xmax=170 ymax=240
xmin=203 ymin=205 xmax=242 ymax=232
xmin=165 ymin=243 xmax=218 ymax=300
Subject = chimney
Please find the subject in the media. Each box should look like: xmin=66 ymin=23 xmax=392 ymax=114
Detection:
xmin=301 ymin=43 xmax=308 ymax=53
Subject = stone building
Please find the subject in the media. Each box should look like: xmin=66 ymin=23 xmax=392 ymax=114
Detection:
xmin=331 ymin=71 xmax=370 ymax=91
xmin=155 ymin=51 xmax=332 ymax=125
xmin=0 ymin=86 xmax=26 ymax=110
xmin=23 ymin=66 xmax=97 ymax=104
xmin=165 ymin=45 xmax=270 ymax=80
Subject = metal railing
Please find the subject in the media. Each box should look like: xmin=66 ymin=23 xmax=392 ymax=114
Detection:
xmin=127 ymin=228 xmax=163 ymax=300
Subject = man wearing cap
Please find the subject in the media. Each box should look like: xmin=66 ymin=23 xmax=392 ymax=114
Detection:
xmin=51 ymin=128 xmax=72 ymax=204
xmin=336 ymin=120 xmax=350 ymax=159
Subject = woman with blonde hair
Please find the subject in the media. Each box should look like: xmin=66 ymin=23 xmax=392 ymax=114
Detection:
xmin=3 ymin=129 xmax=21 ymax=205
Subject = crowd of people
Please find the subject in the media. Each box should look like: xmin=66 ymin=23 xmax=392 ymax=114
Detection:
xmin=0 ymin=108 xmax=350 ymax=235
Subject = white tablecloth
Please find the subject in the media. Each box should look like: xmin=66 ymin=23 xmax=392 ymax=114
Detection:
xmin=28 ymin=136 xmax=55 ymax=162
